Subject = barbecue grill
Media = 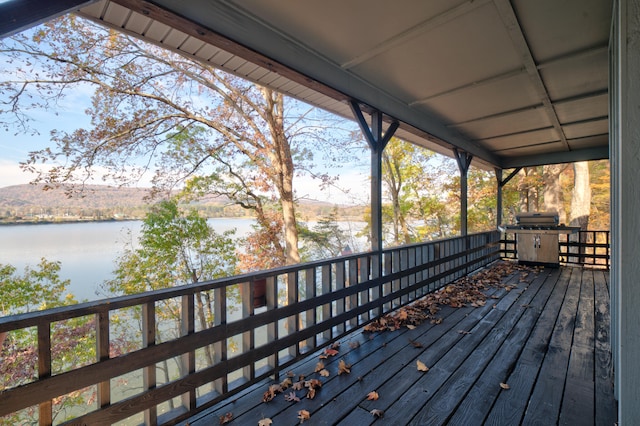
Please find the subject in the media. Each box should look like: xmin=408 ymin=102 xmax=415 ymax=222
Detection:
xmin=504 ymin=212 xmax=580 ymax=267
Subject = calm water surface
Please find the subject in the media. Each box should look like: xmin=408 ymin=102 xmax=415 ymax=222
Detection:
xmin=0 ymin=218 xmax=255 ymax=301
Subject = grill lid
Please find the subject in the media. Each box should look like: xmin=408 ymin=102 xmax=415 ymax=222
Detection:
xmin=515 ymin=212 xmax=559 ymax=226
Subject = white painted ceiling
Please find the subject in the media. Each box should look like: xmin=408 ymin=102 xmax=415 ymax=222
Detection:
xmin=1 ymin=0 xmax=612 ymax=170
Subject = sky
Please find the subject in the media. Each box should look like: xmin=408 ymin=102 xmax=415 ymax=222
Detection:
xmin=0 ymin=95 xmax=371 ymax=204
xmin=0 ymin=34 xmax=372 ymax=205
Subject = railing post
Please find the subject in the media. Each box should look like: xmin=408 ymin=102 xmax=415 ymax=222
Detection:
xmin=240 ymin=281 xmax=253 ymax=381
xmin=37 ymin=323 xmax=52 ymax=426
xmin=142 ymin=301 xmax=157 ymax=425
xmin=335 ymin=261 xmax=345 ymax=334
xmin=348 ymin=257 xmax=359 ymax=329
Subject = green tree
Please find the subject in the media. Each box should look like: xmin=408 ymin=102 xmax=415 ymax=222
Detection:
xmin=0 ymin=260 xmax=97 ymax=424
xmin=104 ymin=199 xmax=237 ymax=394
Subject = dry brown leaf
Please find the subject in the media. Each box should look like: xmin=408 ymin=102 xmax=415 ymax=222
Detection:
xmin=320 ymin=347 xmax=339 ymax=359
xmin=315 ymin=361 xmax=325 ymax=372
xmin=417 ymin=360 xmax=429 ymax=372
xmin=367 ymin=391 xmax=379 ymax=401
xmin=258 ymin=418 xmax=273 ymax=426
xmin=406 ymin=324 xmax=416 ymax=330
xmin=319 ymin=369 xmax=330 ymax=377
xmin=219 ymin=412 xmax=233 ymax=424
xmin=284 ymin=390 xmax=300 ymax=402
xmin=280 ymin=377 xmax=293 ymax=389
xmin=349 ymin=341 xmax=361 ymax=349
xmin=371 ymin=409 xmax=384 ymax=418
xmin=306 ymin=387 xmax=317 ymax=399
xmin=500 ymin=382 xmax=510 ymax=390
xmin=298 ymin=409 xmax=311 ymax=423
xmin=292 ymin=381 xmax=304 ymax=391
xmin=409 ymin=339 xmax=423 ymax=348
xmin=338 ymin=359 xmax=351 ymax=375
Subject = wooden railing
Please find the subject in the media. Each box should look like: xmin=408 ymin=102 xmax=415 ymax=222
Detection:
xmin=0 ymin=231 xmax=500 ymax=426
xmin=500 ymin=230 xmax=610 ymax=269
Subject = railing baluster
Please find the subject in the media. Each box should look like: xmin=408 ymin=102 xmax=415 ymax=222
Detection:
xmin=181 ymin=294 xmax=196 ymax=412
xmin=335 ymin=261 xmax=345 ymax=335
xmin=37 ymin=323 xmax=52 ymax=426
xmin=96 ymin=310 xmax=110 ymax=411
xmin=214 ymin=286 xmax=227 ymax=394
xmin=287 ymin=271 xmax=298 ymax=358
xmin=142 ymin=301 xmax=157 ymax=425
xmin=383 ymin=252 xmax=392 ymax=312
xmin=321 ymin=265 xmax=332 ymax=342
xmin=265 ymin=276 xmax=277 ymax=376
xmin=305 ymin=267 xmax=316 ymax=350
xmin=348 ymin=257 xmax=358 ymax=328
xmin=359 ymin=255 xmax=371 ymax=322
xmin=241 ymin=281 xmax=253 ymax=382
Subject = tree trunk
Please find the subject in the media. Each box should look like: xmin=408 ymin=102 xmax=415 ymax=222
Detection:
xmin=569 ymin=161 xmax=591 ymax=263
xmin=543 ymin=164 xmax=568 ymax=224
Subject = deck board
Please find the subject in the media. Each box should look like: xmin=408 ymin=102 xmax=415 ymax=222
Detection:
xmin=183 ymin=264 xmax=616 ymax=426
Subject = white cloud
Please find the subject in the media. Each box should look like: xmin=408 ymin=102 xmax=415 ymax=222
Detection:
xmin=0 ymin=160 xmax=37 ymax=187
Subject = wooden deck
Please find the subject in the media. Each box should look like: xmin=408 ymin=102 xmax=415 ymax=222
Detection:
xmin=183 ymin=265 xmax=615 ymax=426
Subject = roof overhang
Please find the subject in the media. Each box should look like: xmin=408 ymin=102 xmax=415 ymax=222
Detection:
xmin=1 ymin=0 xmax=612 ymax=170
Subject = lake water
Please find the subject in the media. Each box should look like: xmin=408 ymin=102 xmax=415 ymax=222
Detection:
xmin=0 ymin=218 xmax=256 ymax=301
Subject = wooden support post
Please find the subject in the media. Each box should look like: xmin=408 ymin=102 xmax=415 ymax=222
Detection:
xmin=453 ymin=148 xmax=473 ymax=236
xmin=96 ymin=311 xmax=110 ymax=410
xmin=349 ymin=101 xmax=398 ymax=255
xmin=181 ymin=294 xmax=196 ymax=411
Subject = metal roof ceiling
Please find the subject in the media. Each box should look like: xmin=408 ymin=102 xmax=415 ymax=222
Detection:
xmin=1 ymin=0 xmax=612 ymax=170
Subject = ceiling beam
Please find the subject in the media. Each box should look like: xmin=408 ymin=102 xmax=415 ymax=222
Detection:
xmin=492 ymin=0 xmax=570 ymax=151
xmin=340 ymin=0 xmax=491 ymax=70
xmin=499 ymin=146 xmax=609 ymax=169
xmin=0 ymin=0 xmax=98 ymax=39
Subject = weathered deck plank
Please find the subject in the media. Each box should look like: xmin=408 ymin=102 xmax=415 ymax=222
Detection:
xmin=183 ymin=265 xmax=616 ymax=426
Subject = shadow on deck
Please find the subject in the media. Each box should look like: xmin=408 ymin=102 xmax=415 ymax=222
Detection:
xmin=184 ymin=266 xmax=615 ymax=425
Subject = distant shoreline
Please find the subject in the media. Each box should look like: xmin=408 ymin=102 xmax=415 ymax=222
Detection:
xmin=0 ymin=216 xmax=257 ymax=226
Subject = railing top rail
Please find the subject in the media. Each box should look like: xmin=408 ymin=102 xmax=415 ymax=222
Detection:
xmin=0 ymin=231 xmax=499 ymax=331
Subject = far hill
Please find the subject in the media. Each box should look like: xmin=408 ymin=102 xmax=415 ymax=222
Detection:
xmin=0 ymin=184 xmax=364 ymax=223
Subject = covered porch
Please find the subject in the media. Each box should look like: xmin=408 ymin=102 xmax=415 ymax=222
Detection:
xmin=2 ymin=0 xmax=639 ymax=424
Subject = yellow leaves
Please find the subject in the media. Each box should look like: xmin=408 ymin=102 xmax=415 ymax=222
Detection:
xmin=367 ymin=391 xmax=379 ymax=400
xmin=338 ymin=359 xmax=351 ymax=375
xmin=297 ymin=409 xmax=310 ymax=423
xmin=416 ymin=360 xmax=429 ymax=372
xmin=258 ymin=418 xmax=273 ymax=426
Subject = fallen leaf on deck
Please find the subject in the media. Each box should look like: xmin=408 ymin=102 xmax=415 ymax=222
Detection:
xmin=417 ymin=360 xmax=429 ymax=372
xmin=406 ymin=324 xmax=416 ymax=329
xmin=409 ymin=339 xmax=423 ymax=348
xmin=284 ymin=391 xmax=300 ymax=402
xmin=500 ymin=382 xmax=510 ymax=389
xmin=458 ymin=330 xmax=472 ymax=335
xmin=258 ymin=418 xmax=273 ymax=426
xmin=371 ymin=409 xmax=384 ymax=418
xmin=349 ymin=341 xmax=361 ymax=349
xmin=319 ymin=369 xmax=330 ymax=377
xmin=338 ymin=359 xmax=351 ymax=375
xmin=219 ymin=412 xmax=233 ymax=424
xmin=298 ymin=409 xmax=311 ymax=423
xmin=280 ymin=377 xmax=293 ymax=389
xmin=320 ymin=347 xmax=339 ymax=359
xmin=367 ymin=391 xmax=379 ymax=400
xmin=292 ymin=381 xmax=304 ymax=391
xmin=315 ymin=361 xmax=325 ymax=372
